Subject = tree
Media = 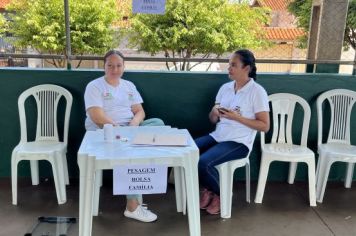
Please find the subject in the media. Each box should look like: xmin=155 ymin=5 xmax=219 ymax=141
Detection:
xmin=0 ymin=14 xmax=7 ymax=37
xmin=344 ymin=1 xmax=356 ymax=53
xmin=289 ymin=0 xmax=356 ymax=74
xmin=5 ymin=0 xmax=120 ymax=68
xmin=127 ymin=0 xmax=270 ymax=70
xmin=288 ymin=0 xmax=312 ymax=49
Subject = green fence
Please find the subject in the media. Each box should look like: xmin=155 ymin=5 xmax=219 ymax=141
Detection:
xmin=0 ymin=68 xmax=356 ymax=181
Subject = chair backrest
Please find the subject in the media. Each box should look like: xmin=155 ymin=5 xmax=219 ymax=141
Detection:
xmin=261 ymin=93 xmax=311 ymax=147
xmin=18 ymin=84 xmax=73 ymax=144
xmin=316 ymin=89 xmax=356 ymax=145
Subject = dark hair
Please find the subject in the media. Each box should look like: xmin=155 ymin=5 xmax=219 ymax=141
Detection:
xmin=103 ymin=50 xmax=125 ymax=64
xmin=234 ymin=49 xmax=257 ymax=80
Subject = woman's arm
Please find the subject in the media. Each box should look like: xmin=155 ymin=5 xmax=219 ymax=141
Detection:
xmin=87 ymin=107 xmax=115 ymax=128
xmin=220 ymin=110 xmax=270 ymax=132
xmin=209 ymin=104 xmax=221 ymax=124
xmin=129 ymin=104 xmax=145 ymax=126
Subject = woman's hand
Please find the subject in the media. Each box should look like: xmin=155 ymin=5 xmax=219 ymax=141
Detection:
xmin=220 ymin=109 xmax=270 ymax=132
xmin=129 ymin=119 xmax=141 ymax=126
xmin=219 ymin=109 xmax=242 ymax=121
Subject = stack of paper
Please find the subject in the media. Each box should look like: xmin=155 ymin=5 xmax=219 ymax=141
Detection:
xmin=132 ymin=133 xmax=188 ymax=146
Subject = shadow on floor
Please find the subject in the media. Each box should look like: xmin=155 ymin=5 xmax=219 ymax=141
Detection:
xmin=1 ymin=178 xmax=356 ymax=236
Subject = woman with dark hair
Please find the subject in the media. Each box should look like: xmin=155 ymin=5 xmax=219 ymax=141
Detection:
xmin=195 ymin=49 xmax=270 ymax=215
xmin=84 ymin=50 xmax=163 ymax=222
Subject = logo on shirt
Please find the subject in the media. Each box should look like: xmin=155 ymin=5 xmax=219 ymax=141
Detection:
xmin=128 ymin=92 xmax=134 ymax=101
xmin=103 ymin=92 xmax=113 ymax=100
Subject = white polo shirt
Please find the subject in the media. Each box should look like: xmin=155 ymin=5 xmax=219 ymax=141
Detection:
xmin=84 ymin=76 xmax=143 ymax=130
xmin=210 ymin=79 xmax=269 ymax=150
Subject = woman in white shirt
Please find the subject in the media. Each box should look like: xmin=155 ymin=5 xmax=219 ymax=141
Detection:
xmin=195 ymin=49 xmax=270 ymax=215
xmin=84 ymin=50 xmax=163 ymax=222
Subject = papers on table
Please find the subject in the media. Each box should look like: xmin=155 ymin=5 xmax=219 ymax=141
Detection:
xmin=132 ymin=132 xmax=188 ymax=146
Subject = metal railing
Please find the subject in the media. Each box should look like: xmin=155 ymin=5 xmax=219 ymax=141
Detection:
xmin=1 ymin=53 xmax=355 ymax=65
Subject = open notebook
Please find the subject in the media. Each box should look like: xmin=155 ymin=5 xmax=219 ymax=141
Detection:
xmin=132 ymin=132 xmax=189 ymax=146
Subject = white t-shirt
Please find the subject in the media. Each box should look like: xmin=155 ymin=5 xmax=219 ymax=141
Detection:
xmin=210 ymin=79 xmax=269 ymax=150
xmin=84 ymin=76 xmax=143 ymax=130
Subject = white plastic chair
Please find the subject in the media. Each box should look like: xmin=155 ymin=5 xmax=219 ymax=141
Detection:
xmin=176 ymin=134 xmax=255 ymax=219
xmin=214 ymin=147 xmax=253 ymax=218
xmin=254 ymin=93 xmax=316 ymax=206
xmin=316 ymin=89 xmax=356 ymax=203
xmin=11 ymin=84 xmax=72 ymax=205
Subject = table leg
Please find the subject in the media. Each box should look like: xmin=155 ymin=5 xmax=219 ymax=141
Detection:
xmin=174 ymin=167 xmax=184 ymax=213
xmin=184 ymin=152 xmax=201 ymax=236
xmin=78 ymin=155 xmax=95 ymax=236
xmin=180 ymin=168 xmax=187 ymax=215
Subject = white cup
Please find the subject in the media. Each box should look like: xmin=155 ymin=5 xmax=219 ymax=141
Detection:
xmin=103 ymin=124 xmax=114 ymax=142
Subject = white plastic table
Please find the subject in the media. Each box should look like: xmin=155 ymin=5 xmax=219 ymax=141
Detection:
xmin=77 ymin=126 xmax=200 ymax=236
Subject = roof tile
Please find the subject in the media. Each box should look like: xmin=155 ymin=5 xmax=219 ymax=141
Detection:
xmin=0 ymin=0 xmax=10 ymax=9
xmin=256 ymin=0 xmax=291 ymax=11
xmin=264 ymin=27 xmax=305 ymax=41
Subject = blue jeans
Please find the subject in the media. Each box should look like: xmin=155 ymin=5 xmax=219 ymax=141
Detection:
xmin=127 ymin=118 xmax=165 ymax=201
xmin=195 ymin=135 xmax=249 ymax=196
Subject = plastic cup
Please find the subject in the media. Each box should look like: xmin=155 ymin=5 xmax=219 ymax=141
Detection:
xmin=103 ymin=124 xmax=114 ymax=142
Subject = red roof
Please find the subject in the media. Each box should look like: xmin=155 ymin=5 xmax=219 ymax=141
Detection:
xmin=254 ymin=0 xmax=291 ymax=11
xmin=0 ymin=0 xmax=10 ymax=9
xmin=265 ymin=27 xmax=305 ymax=41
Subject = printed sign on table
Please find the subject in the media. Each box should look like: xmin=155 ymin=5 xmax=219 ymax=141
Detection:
xmin=132 ymin=0 xmax=166 ymax=14
xmin=113 ymin=164 xmax=168 ymax=195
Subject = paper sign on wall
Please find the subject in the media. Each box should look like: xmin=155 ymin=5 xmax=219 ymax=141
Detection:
xmin=132 ymin=0 xmax=166 ymax=14
xmin=113 ymin=164 xmax=168 ymax=195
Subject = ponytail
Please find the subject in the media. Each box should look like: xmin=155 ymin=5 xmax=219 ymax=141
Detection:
xmin=249 ymin=64 xmax=257 ymax=80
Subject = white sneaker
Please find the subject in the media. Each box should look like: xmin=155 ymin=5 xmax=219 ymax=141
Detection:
xmin=124 ymin=205 xmax=158 ymax=223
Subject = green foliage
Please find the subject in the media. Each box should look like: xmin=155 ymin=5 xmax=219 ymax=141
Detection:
xmin=344 ymin=0 xmax=356 ymax=50
xmin=288 ymin=0 xmax=312 ymax=49
xmin=288 ymin=0 xmax=312 ymax=30
xmin=127 ymin=0 xmax=270 ymax=70
xmin=6 ymin=0 xmax=120 ymax=67
xmin=0 ymin=14 xmax=7 ymax=36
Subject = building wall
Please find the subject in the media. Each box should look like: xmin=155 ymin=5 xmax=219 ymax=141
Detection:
xmin=254 ymin=43 xmax=307 ymax=73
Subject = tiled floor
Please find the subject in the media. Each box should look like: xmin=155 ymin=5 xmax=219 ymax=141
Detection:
xmin=1 ymin=178 xmax=356 ymax=236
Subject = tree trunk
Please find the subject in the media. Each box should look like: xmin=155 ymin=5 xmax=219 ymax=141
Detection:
xmin=353 ymin=50 xmax=356 ymax=75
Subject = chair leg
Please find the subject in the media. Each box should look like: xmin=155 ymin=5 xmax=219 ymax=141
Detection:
xmin=30 ymin=160 xmax=39 ymax=185
xmin=62 ymin=153 xmax=69 ymax=185
xmin=93 ymin=170 xmax=102 ymax=216
xmin=56 ymin=153 xmax=67 ymax=203
xmin=345 ymin=163 xmax=354 ymax=188
xmin=218 ymin=164 xmax=233 ymax=219
xmin=317 ymin=160 xmax=333 ymax=203
xmin=246 ymin=162 xmax=251 ymax=203
xmin=316 ymin=153 xmax=327 ymax=200
xmin=51 ymin=158 xmax=66 ymax=204
xmin=254 ymin=157 xmax=271 ymax=204
xmin=315 ymin=154 xmax=322 ymax=182
xmin=306 ymin=159 xmax=316 ymax=207
xmin=288 ymin=162 xmax=298 ymax=184
xmin=11 ymin=154 xmax=18 ymax=205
